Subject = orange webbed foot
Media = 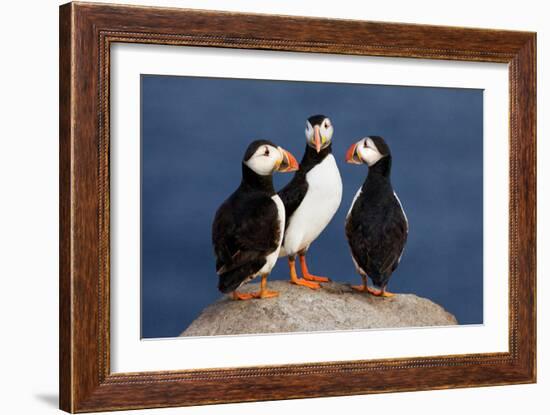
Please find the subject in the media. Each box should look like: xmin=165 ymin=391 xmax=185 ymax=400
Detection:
xmin=370 ymin=288 xmax=395 ymax=298
xmin=258 ymin=290 xmax=279 ymax=299
xmin=288 ymin=257 xmax=321 ymax=290
xmin=351 ymin=275 xmax=382 ymax=296
xmin=299 ymin=254 xmax=330 ymax=283
xmin=352 ymin=284 xmax=380 ymax=295
xmin=303 ymin=273 xmax=331 ymax=283
xmin=379 ymin=290 xmax=395 ymax=298
xmin=232 ymin=291 xmax=256 ymax=301
xmin=290 ymin=278 xmax=321 ymax=290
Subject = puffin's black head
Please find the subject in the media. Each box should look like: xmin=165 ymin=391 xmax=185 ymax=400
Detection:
xmin=243 ymin=139 xmax=299 ymax=176
xmin=305 ymin=114 xmax=334 ymax=153
xmin=345 ymin=136 xmax=391 ymax=166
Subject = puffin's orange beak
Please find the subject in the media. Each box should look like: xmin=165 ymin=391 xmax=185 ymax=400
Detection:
xmin=345 ymin=142 xmax=362 ymax=164
xmin=314 ymin=125 xmax=321 ymax=153
xmin=277 ymin=147 xmax=299 ymax=172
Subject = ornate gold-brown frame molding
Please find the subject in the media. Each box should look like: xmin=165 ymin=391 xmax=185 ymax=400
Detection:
xmin=60 ymin=2 xmax=536 ymax=412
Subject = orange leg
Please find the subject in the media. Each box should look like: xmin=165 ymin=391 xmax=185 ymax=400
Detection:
xmin=299 ymin=253 xmax=330 ymax=283
xmin=257 ymin=274 xmax=279 ymax=299
xmin=232 ymin=275 xmax=279 ymax=300
xmin=351 ymin=275 xmax=367 ymax=292
xmin=351 ymin=275 xmax=379 ymax=295
xmin=288 ymin=257 xmax=320 ymax=289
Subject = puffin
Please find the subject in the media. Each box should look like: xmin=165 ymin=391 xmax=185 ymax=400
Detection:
xmin=212 ymin=140 xmax=299 ymax=300
xmin=278 ymin=115 xmax=343 ymax=289
xmin=344 ymin=136 xmax=408 ymax=297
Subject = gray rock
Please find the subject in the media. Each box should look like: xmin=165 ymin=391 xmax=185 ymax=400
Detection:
xmin=180 ymin=280 xmax=457 ymax=337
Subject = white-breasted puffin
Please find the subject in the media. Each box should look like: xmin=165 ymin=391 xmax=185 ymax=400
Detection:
xmin=278 ymin=115 xmax=343 ymax=289
xmin=212 ymin=140 xmax=299 ymax=300
xmin=344 ymin=136 xmax=408 ymax=297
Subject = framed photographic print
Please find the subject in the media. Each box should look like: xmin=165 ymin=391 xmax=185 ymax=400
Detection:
xmin=59 ymin=2 xmax=536 ymax=412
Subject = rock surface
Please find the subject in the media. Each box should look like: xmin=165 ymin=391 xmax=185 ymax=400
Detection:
xmin=180 ymin=281 xmax=457 ymax=336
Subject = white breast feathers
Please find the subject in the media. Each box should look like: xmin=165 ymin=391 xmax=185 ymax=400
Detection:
xmin=282 ymin=154 xmax=342 ymax=256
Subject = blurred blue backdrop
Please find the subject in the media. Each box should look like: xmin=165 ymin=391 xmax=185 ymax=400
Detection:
xmin=141 ymin=75 xmax=483 ymax=338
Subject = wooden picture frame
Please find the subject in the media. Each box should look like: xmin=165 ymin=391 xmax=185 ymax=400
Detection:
xmin=59 ymin=2 xmax=536 ymax=412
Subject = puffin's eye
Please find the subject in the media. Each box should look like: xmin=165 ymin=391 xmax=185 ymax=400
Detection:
xmin=264 ymin=147 xmax=270 ymax=156
xmin=324 ymin=121 xmax=330 ymax=128
xmin=364 ymin=140 xmax=369 ymax=148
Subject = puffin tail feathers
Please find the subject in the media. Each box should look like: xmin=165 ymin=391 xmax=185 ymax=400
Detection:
xmin=370 ymin=273 xmax=391 ymax=290
xmin=217 ymin=259 xmax=266 ymax=294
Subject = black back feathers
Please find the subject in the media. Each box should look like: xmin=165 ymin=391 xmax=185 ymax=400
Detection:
xmin=369 ymin=136 xmax=391 ymax=157
xmin=345 ymin=136 xmax=408 ymax=288
xmin=212 ymin=141 xmax=282 ymax=293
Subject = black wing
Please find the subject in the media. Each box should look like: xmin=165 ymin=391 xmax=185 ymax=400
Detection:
xmin=212 ymin=190 xmax=281 ymax=293
xmin=278 ymin=172 xmax=308 ymax=228
xmin=278 ymin=143 xmax=332 ymax=227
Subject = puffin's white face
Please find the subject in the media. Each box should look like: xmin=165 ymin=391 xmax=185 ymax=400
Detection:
xmin=305 ymin=117 xmax=334 ymax=153
xmin=346 ymin=137 xmax=384 ymax=166
xmin=357 ymin=138 xmax=384 ymax=166
xmin=244 ymin=144 xmax=299 ymax=176
xmin=244 ymin=144 xmax=281 ymax=176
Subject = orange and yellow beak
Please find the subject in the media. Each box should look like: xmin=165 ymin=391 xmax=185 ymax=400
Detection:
xmin=313 ymin=125 xmax=322 ymax=153
xmin=345 ymin=142 xmax=363 ymax=164
xmin=276 ymin=147 xmax=299 ymax=172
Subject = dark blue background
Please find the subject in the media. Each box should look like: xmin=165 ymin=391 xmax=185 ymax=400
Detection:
xmin=141 ymin=75 xmax=483 ymax=338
